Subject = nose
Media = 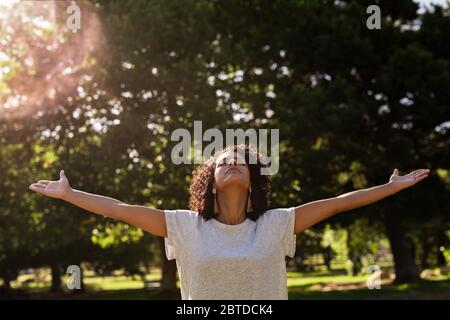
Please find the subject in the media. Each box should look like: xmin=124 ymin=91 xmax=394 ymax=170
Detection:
xmin=228 ymin=157 xmax=238 ymax=166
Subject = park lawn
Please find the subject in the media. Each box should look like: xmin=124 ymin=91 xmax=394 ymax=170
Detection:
xmin=288 ymin=279 xmax=450 ymax=299
xmin=10 ymin=268 xmax=450 ymax=300
xmin=10 ymin=268 xmax=162 ymax=294
xmin=287 ymin=272 xmax=450 ymax=300
xmin=286 ymin=268 xmax=450 ymax=299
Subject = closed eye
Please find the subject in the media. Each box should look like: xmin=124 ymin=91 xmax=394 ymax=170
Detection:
xmin=215 ymin=158 xmax=248 ymax=167
xmin=216 ymin=159 xmax=227 ymax=167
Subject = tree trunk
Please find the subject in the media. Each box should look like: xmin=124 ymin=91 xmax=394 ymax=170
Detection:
xmin=436 ymin=230 xmax=448 ymax=266
xmin=294 ymin=253 xmax=307 ymax=272
xmin=1 ymin=274 xmax=11 ymax=290
xmin=420 ymin=235 xmax=431 ymax=270
xmin=347 ymin=231 xmax=362 ymax=275
xmin=159 ymin=237 xmax=178 ymax=292
xmin=384 ymin=212 xmax=420 ymax=283
xmin=322 ymin=246 xmax=333 ymax=271
xmin=51 ymin=264 xmax=62 ymax=293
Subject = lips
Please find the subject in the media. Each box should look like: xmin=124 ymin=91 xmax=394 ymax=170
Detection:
xmin=226 ymin=167 xmax=240 ymax=175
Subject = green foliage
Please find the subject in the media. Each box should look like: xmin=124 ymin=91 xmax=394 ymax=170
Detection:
xmin=91 ymin=223 xmax=144 ymax=248
xmin=321 ymin=224 xmax=348 ymax=264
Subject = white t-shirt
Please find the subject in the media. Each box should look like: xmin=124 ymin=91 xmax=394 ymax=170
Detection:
xmin=164 ymin=207 xmax=297 ymax=300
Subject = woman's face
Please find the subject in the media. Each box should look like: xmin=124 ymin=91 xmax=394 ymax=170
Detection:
xmin=214 ymin=150 xmax=250 ymax=191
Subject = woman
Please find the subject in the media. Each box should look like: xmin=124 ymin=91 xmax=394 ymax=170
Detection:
xmin=29 ymin=144 xmax=430 ymax=300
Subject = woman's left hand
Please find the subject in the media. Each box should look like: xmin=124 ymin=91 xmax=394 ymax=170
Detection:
xmin=389 ymin=168 xmax=430 ymax=192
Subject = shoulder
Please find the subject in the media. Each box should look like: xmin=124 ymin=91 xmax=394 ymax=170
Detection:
xmin=164 ymin=209 xmax=201 ymax=227
xmin=164 ymin=209 xmax=199 ymax=217
xmin=261 ymin=207 xmax=296 ymax=220
xmin=163 ymin=210 xmax=200 ymax=260
xmin=264 ymin=207 xmax=295 ymax=214
xmin=258 ymin=207 xmax=296 ymax=230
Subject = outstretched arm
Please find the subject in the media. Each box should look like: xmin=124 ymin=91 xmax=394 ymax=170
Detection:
xmin=29 ymin=170 xmax=167 ymax=237
xmin=293 ymin=168 xmax=430 ymax=234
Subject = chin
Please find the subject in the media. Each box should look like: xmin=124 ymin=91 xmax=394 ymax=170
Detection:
xmin=218 ymin=177 xmax=249 ymax=190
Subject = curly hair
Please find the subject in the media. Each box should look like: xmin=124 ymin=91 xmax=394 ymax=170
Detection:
xmin=189 ymin=144 xmax=271 ymax=221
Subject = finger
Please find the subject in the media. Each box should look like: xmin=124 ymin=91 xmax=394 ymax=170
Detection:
xmin=414 ymin=169 xmax=429 ymax=178
xmin=29 ymin=184 xmax=46 ymax=193
xmin=415 ymin=174 xmax=429 ymax=182
xmin=414 ymin=170 xmax=429 ymax=178
xmin=417 ymin=170 xmax=429 ymax=176
xmin=31 ymin=183 xmax=47 ymax=188
xmin=408 ymin=169 xmax=425 ymax=177
xmin=60 ymin=170 xmax=67 ymax=181
xmin=406 ymin=170 xmax=416 ymax=176
xmin=37 ymin=180 xmax=50 ymax=184
xmin=33 ymin=182 xmax=47 ymax=188
xmin=393 ymin=168 xmax=399 ymax=175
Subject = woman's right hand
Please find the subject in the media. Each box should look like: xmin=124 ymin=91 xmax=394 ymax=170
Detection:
xmin=29 ymin=170 xmax=72 ymax=199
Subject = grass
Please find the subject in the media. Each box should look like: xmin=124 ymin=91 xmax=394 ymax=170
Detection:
xmin=5 ymin=267 xmax=450 ymax=300
xmin=288 ymin=279 xmax=450 ymax=300
xmin=287 ymin=271 xmax=450 ymax=300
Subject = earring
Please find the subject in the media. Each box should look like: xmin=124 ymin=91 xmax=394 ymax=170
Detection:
xmin=246 ymin=187 xmax=252 ymax=213
xmin=212 ymin=185 xmax=219 ymax=215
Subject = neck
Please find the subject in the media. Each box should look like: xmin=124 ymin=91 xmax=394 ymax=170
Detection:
xmin=216 ymin=186 xmax=247 ymax=225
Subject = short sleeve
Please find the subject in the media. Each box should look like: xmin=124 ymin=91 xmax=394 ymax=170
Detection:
xmin=265 ymin=207 xmax=297 ymax=258
xmin=164 ymin=209 xmax=199 ymax=260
